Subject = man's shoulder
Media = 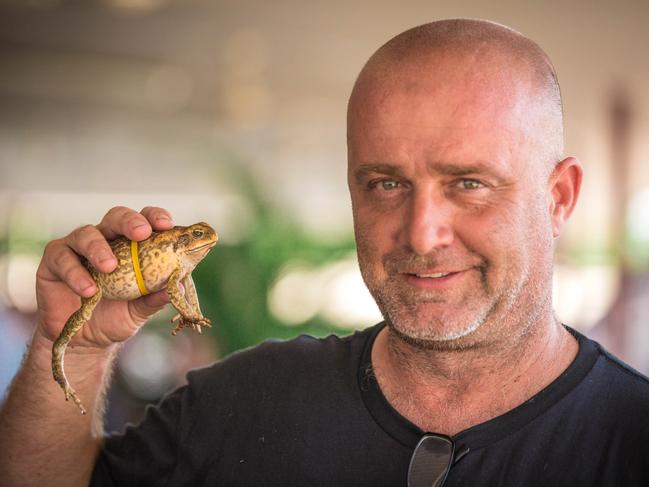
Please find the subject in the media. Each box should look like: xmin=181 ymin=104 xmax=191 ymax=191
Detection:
xmin=185 ymin=324 xmax=379 ymax=392
xmin=581 ymin=335 xmax=649 ymax=390
xmin=226 ymin=324 xmax=375 ymax=366
xmin=166 ymin=325 xmax=380 ymax=441
xmin=570 ymin=331 xmax=649 ymax=437
xmin=587 ymin=337 xmax=649 ymax=399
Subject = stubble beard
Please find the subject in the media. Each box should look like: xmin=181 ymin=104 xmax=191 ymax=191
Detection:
xmin=359 ymin=248 xmax=532 ymax=352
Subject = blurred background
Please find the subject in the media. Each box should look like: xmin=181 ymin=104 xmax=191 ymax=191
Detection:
xmin=0 ymin=0 xmax=648 ymax=430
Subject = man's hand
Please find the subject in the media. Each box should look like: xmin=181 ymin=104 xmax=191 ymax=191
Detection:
xmin=0 ymin=205 xmax=176 ymax=487
xmin=36 ymin=205 xmax=175 ymax=349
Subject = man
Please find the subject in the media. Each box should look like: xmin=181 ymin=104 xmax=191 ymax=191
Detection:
xmin=1 ymin=18 xmax=648 ymax=487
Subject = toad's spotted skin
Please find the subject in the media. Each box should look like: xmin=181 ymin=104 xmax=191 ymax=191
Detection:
xmin=52 ymin=222 xmax=218 ymax=414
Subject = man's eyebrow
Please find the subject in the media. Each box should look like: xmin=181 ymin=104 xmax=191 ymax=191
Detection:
xmin=428 ymin=161 xmax=505 ymax=178
xmin=353 ymin=161 xmax=507 ymax=183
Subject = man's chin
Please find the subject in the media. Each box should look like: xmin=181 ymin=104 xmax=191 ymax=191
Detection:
xmin=385 ymin=317 xmax=485 ymax=351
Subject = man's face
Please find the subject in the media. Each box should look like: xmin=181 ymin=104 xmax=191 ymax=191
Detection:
xmin=347 ymin=54 xmax=555 ymax=348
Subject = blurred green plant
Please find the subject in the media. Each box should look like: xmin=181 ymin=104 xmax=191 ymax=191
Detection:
xmin=192 ymin=217 xmax=355 ymax=355
xmin=159 ymin=156 xmax=356 ymax=356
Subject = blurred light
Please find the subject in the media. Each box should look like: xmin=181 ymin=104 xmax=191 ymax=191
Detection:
xmin=0 ymin=50 xmax=169 ymax=109
xmin=0 ymin=257 xmax=10 ymax=307
xmin=5 ymin=253 xmax=39 ymax=313
xmin=221 ymin=29 xmax=272 ymax=128
xmin=108 ymin=0 xmax=167 ymax=12
xmin=0 ymin=307 xmax=32 ymax=402
xmin=145 ymin=65 xmax=194 ymax=114
xmin=223 ymin=29 xmax=269 ymax=79
xmin=119 ymin=331 xmax=174 ymax=400
xmin=553 ymin=264 xmax=619 ymax=330
xmin=222 ymin=82 xmax=272 ymax=128
xmin=211 ymin=193 xmax=256 ymax=245
xmin=267 ymin=263 xmax=321 ymax=326
xmin=628 ymin=187 xmax=649 ymax=242
xmin=0 ymin=190 xmax=255 ymax=246
xmin=268 ymin=255 xmax=382 ymax=329
xmin=1 ymin=0 xmax=61 ymax=9
xmin=319 ymin=259 xmax=383 ymax=329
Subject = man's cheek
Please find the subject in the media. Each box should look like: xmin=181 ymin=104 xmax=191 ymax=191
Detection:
xmin=356 ymin=230 xmax=389 ymax=281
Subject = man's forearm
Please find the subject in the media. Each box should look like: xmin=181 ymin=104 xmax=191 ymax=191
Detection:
xmin=0 ymin=330 xmax=118 ymax=487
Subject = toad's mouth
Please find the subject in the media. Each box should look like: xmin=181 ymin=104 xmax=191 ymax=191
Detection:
xmin=188 ymin=241 xmax=217 ymax=253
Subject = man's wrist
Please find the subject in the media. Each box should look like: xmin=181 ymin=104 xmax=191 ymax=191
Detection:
xmin=30 ymin=327 xmax=118 ymax=377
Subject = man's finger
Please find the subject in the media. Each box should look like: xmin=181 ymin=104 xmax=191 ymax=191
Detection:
xmin=127 ymin=290 xmax=170 ymax=325
xmin=63 ymin=224 xmax=117 ymax=274
xmin=140 ymin=207 xmax=175 ymax=231
xmin=39 ymin=240 xmax=97 ymax=297
xmin=96 ymin=206 xmax=152 ymax=242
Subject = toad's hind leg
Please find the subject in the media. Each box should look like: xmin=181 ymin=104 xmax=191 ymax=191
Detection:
xmin=51 ymin=287 xmax=102 ymax=415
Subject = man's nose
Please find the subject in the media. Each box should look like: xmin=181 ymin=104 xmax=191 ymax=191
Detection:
xmin=404 ymin=188 xmax=454 ymax=255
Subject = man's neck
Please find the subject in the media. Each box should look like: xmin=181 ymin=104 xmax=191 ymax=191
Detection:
xmin=370 ymin=317 xmax=579 ymax=436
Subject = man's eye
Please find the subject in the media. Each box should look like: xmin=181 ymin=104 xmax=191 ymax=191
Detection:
xmin=379 ymin=180 xmax=400 ymax=190
xmin=458 ymin=179 xmax=484 ymax=190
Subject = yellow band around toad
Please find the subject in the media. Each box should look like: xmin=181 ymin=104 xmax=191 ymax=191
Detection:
xmin=130 ymin=240 xmax=149 ymax=296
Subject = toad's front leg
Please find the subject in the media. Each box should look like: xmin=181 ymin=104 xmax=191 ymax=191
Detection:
xmin=167 ymin=269 xmax=211 ymax=335
xmin=171 ymin=274 xmax=212 ymax=334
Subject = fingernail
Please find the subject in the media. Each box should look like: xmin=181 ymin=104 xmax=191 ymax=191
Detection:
xmin=79 ymin=279 xmax=95 ymax=293
xmin=98 ymin=251 xmax=115 ymax=264
xmin=133 ymin=221 xmax=148 ymax=229
xmin=156 ymin=215 xmax=173 ymax=225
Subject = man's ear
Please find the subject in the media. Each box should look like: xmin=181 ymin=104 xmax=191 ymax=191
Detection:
xmin=548 ymin=156 xmax=583 ymax=238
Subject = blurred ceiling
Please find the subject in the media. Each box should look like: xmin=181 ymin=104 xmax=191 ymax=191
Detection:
xmin=0 ymin=0 xmax=648 ymax=243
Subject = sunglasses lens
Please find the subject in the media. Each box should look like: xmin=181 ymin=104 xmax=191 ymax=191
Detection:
xmin=407 ymin=434 xmax=454 ymax=487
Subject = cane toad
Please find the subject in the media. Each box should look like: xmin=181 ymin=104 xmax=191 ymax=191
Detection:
xmin=52 ymin=222 xmax=218 ymax=414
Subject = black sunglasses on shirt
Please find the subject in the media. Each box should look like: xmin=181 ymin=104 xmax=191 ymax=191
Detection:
xmin=408 ymin=434 xmax=455 ymax=487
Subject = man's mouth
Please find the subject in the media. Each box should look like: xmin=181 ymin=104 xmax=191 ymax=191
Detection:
xmin=413 ymin=272 xmax=455 ymax=279
xmin=400 ymin=270 xmax=466 ymax=288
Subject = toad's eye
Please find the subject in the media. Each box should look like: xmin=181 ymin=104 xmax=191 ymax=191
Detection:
xmin=192 ymin=229 xmax=204 ymax=238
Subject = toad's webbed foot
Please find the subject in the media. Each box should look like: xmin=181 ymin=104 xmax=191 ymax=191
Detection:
xmin=64 ymin=383 xmax=87 ymax=415
xmin=170 ymin=314 xmax=211 ymax=335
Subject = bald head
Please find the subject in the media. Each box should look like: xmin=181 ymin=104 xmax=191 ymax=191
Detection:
xmin=348 ymin=19 xmax=564 ymax=171
xmin=347 ymin=20 xmax=583 ymax=351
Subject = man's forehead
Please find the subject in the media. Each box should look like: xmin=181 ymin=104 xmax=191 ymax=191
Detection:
xmin=348 ymin=86 xmax=532 ymax=158
xmin=348 ymin=123 xmax=518 ymax=169
xmin=351 ymin=48 xmax=532 ymax=115
xmin=347 ymin=75 xmax=540 ymax=180
xmin=349 ymin=58 xmax=557 ymax=170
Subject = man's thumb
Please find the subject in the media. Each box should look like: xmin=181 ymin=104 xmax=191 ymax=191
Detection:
xmin=128 ymin=290 xmax=170 ymax=325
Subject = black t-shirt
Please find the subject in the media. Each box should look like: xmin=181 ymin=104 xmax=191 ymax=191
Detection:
xmin=92 ymin=324 xmax=649 ymax=486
